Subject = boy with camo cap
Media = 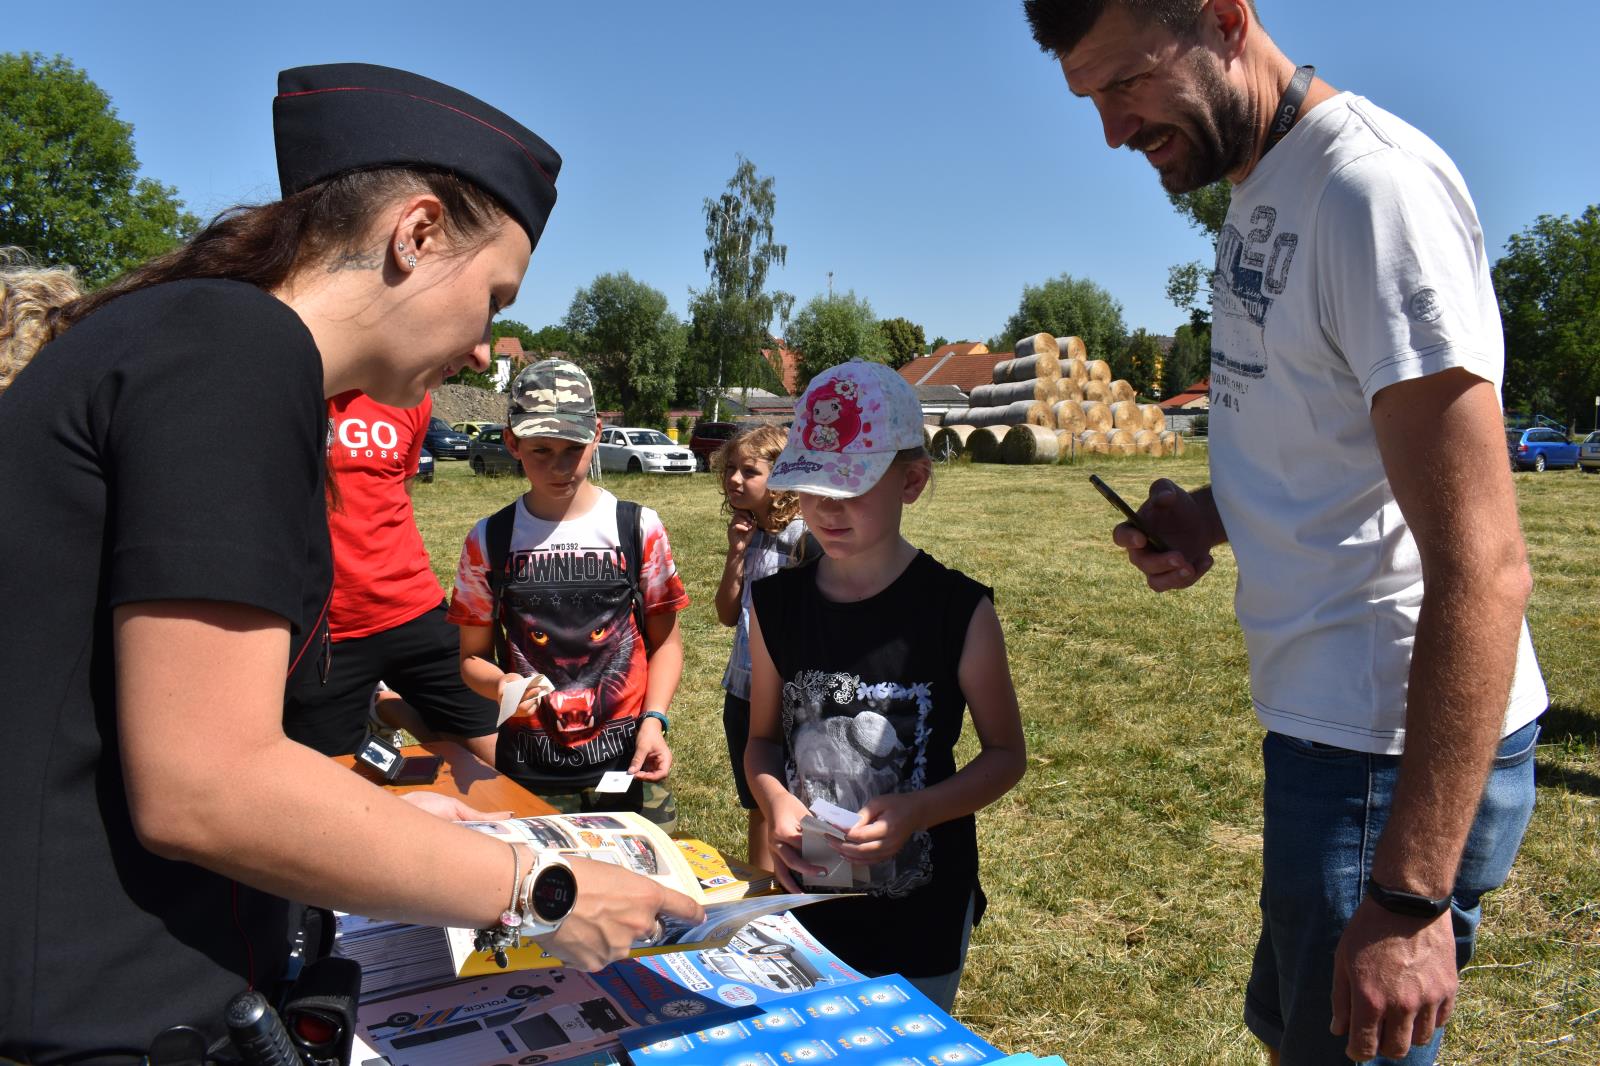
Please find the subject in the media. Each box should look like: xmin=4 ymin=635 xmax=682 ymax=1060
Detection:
xmin=448 ymin=359 xmax=689 ymax=829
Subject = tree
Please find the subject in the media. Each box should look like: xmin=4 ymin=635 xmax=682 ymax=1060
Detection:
xmin=687 ymin=156 xmax=791 ymax=416
xmin=876 ymin=317 xmax=926 ymax=369
xmin=999 ymin=274 xmax=1126 ymax=359
xmin=0 ymin=53 xmax=198 ymax=286
xmin=787 ymin=291 xmax=880 ymax=385
xmin=1164 ymin=182 xmax=1232 ymax=330
xmin=929 ymin=335 xmax=950 ymax=353
xmin=1164 ymin=319 xmax=1212 ymax=398
xmin=1494 ymin=205 xmax=1600 ymax=427
xmin=1119 ymin=329 xmax=1166 ymax=398
xmin=563 ymin=273 xmax=685 ymax=426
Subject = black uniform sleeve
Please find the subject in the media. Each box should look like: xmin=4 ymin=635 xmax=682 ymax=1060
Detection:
xmin=94 ymin=282 xmax=325 ymax=626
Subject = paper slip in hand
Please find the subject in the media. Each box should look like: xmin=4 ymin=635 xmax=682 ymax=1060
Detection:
xmin=497 ymin=673 xmax=556 ymax=727
xmin=808 ymin=798 xmax=862 ymax=832
xmin=800 ymin=800 xmax=866 ymax=888
xmin=595 ymin=770 xmax=635 ymax=794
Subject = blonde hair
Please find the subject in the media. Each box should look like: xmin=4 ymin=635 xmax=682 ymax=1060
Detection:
xmin=713 ymin=423 xmax=802 ymax=532
xmin=0 ymin=248 xmax=82 ymax=397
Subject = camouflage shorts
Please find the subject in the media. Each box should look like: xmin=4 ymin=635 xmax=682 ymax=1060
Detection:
xmin=541 ymin=779 xmax=678 ymax=835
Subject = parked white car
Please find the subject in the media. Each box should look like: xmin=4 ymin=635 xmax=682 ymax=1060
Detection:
xmin=597 ymin=427 xmax=695 ymax=474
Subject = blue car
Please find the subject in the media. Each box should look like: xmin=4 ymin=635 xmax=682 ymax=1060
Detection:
xmin=424 ymin=417 xmax=473 ymax=460
xmin=415 ymin=447 xmax=434 ymax=483
xmin=1507 ymin=427 xmax=1578 ymax=472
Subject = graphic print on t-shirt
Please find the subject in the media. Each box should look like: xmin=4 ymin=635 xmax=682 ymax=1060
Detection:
xmin=501 ymin=543 xmax=640 ymax=769
xmin=1210 ymin=204 xmax=1300 ymax=413
xmin=781 ymin=669 xmax=934 ymax=899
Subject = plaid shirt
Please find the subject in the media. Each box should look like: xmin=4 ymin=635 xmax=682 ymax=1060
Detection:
xmin=722 ymin=519 xmax=810 ymax=698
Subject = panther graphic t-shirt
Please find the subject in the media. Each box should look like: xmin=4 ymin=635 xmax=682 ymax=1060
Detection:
xmin=449 ymin=489 xmax=688 ymax=791
xmin=1207 ymin=93 xmax=1545 ymax=753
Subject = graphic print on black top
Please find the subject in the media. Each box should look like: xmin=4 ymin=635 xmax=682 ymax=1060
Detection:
xmin=784 ymin=670 xmax=933 ymax=897
xmin=502 ymin=543 xmax=637 ymax=770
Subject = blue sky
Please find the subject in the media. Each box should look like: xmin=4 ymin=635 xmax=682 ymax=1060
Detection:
xmin=12 ymin=1 xmax=1597 ymax=348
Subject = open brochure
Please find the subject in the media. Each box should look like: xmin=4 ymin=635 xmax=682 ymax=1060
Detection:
xmin=347 ymin=911 xmax=863 ymax=1066
xmin=446 ymin=811 xmax=830 ymax=975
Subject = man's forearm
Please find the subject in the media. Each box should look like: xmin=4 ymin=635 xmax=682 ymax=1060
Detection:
xmin=1371 ymin=565 xmax=1529 ymax=897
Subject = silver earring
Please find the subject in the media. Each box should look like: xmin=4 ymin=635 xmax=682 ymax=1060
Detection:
xmin=405 ymin=254 xmax=417 ymax=269
xmin=396 ymin=242 xmax=406 ymax=251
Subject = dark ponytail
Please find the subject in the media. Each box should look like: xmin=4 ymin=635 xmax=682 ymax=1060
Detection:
xmin=48 ymin=166 xmax=509 ymax=338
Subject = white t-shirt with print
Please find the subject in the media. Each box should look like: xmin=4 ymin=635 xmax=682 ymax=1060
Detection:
xmin=1207 ymin=92 xmax=1545 ymax=754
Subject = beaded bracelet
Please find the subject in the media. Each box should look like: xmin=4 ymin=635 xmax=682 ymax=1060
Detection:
xmin=473 ymin=842 xmax=528 ymax=968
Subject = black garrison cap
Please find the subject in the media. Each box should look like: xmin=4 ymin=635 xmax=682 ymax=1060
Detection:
xmin=273 ymin=63 xmax=562 ymax=250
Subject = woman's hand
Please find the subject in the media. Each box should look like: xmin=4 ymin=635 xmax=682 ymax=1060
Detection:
xmin=766 ymin=793 xmax=827 ymax=893
xmin=834 ymin=793 xmax=922 ymax=864
xmin=537 ymin=856 xmax=705 ymax=971
xmin=399 ymin=792 xmax=511 ymax=823
xmin=628 ymin=717 xmax=672 ymax=781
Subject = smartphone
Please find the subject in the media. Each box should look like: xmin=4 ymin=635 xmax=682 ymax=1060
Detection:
xmin=1088 ymin=474 xmax=1171 ymax=554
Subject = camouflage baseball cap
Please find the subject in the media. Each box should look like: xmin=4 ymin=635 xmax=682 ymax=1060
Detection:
xmin=508 ymin=359 xmax=598 ymax=442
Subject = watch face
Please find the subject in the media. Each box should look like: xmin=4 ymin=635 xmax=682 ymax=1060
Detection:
xmin=533 ymin=863 xmax=578 ymax=923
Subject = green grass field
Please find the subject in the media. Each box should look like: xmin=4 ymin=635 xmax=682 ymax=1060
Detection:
xmin=412 ymin=454 xmax=1598 ymax=1064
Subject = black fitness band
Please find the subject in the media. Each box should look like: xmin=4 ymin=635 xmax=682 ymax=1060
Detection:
xmin=1261 ymin=64 xmax=1316 ymax=158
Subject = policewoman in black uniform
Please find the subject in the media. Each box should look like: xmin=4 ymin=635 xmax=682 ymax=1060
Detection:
xmin=0 ymin=64 xmax=700 ymax=1061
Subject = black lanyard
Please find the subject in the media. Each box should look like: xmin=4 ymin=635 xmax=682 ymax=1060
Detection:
xmin=1261 ymin=64 xmax=1315 ymax=158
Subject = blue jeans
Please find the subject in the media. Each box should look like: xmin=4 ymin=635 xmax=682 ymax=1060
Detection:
xmin=1244 ymin=719 xmax=1539 ymax=1065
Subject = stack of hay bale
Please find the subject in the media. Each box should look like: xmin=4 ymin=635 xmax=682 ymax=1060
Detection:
xmin=934 ymin=333 xmax=1180 ymax=464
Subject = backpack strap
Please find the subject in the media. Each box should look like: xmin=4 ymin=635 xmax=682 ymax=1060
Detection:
xmin=616 ymin=499 xmax=648 ymax=641
xmin=484 ymin=500 xmax=520 ymax=670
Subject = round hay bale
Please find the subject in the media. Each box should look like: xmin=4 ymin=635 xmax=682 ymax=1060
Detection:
xmin=1053 ymin=378 xmax=1083 ymax=404
xmin=1054 ymin=429 xmax=1079 ymax=461
xmin=965 ymin=400 xmax=1037 ymax=428
xmin=1160 ymin=430 xmax=1187 ymax=456
xmin=1132 ymin=429 xmax=1165 ymax=456
xmin=1061 ymin=357 xmax=1089 ymax=387
xmin=1052 ymin=399 xmax=1087 ymax=434
xmin=922 ymin=424 xmax=935 ymax=449
xmin=1079 ymin=400 xmax=1112 ymax=432
xmin=1110 ymin=400 xmax=1145 ymax=430
xmin=1000 ymin=423 xmax=1060 ymax=464
xmin=1107 ymin=440 xmax=1137 ymax=456
xmin=1013 ymin=333 xmax=1061 ymax=360
xmin=967 ymin=426 xmax=1008 ymax=463
xmin=970 ymin=378 xmax=1054 ymax=407
xmin=942 ymin=407 xmax=969 ymax=426
xmin=1104 ymin=427 xmax=1134 ymax=448
xmin=1140 ymin=403 xmax=1165 ymax=432
xmin=992 ymin=351 xmax=1062 ymax=384
xmin=931 ymin=424 xmax=976 ymax=460
xmin=1026 ymin=400 xmax=1055 ymax=428
xmin=1056 ymin=336 xmax=1088 ymax=362
xmin=1085 ymin=359 xmax=1112 ymax=383
xmin=1083 ymin=379 xmax=1113 ymax=403
xmin=1076 ymin=429 xmax=1110 ymax=455
xmin=1109 ymin=379 xmax=1137 ymax=404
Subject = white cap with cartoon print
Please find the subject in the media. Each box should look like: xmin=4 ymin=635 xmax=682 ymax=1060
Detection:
xmin=767 ymin=359 xmax=927 ymax=499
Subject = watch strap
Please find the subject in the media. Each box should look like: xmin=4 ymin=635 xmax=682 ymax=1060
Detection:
xmin=640 ymin=709 xmax=670 ymax=733
xmin=1365 ymin=877 xmax=1451 ymax=919
xmin=520 ymin=854 xmax=578 ymax=935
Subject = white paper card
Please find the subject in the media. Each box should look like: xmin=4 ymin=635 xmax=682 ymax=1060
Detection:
xmin=496 ymin=672 xmax=554 ymax=728
xmin=595 ymin=770 xmax=635 ymax=794
xmin=809 ymin=798 xmax=862 ymax=831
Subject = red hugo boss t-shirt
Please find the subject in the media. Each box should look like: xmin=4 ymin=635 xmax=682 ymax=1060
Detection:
xmin=325 ymin=391 xmax=444 ymax=640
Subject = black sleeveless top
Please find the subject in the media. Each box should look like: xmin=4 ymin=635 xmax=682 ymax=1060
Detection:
xmin=751 ymin=550 xmax=992 ymax=976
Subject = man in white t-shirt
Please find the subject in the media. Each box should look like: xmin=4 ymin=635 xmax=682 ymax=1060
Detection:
xmin=1024 ymin=2 xmax=1545 ymax=1063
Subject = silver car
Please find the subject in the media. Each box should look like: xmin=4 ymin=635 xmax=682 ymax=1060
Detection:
xmin=1579 ymin=430 xmax=1600 ymax=473
xmin=597 ymin=427 xmax=695 ymax=474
